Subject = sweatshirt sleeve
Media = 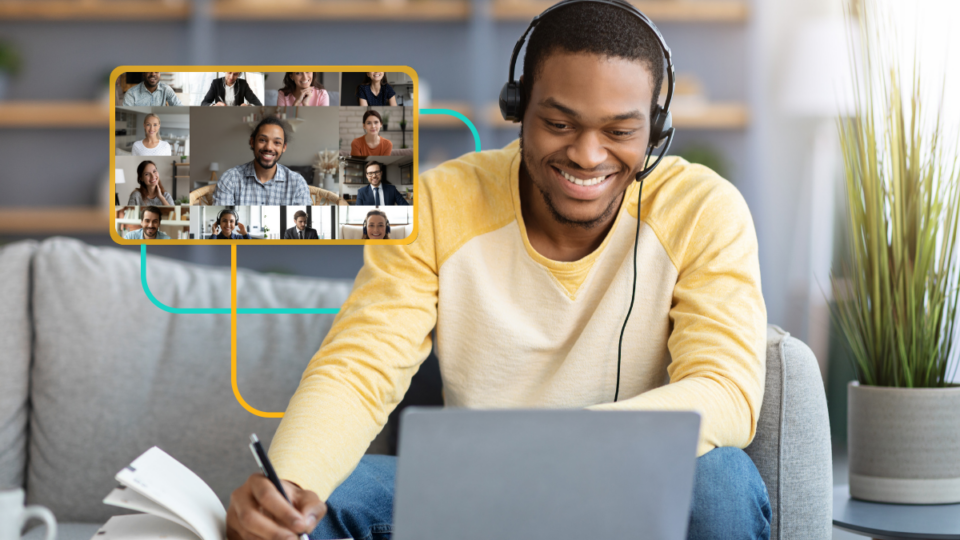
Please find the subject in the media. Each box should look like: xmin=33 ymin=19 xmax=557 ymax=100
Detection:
xmin=269 ymin=180 xmax=439 ymax=499
xmin=589 ymin=178 xmax=767 ymax=456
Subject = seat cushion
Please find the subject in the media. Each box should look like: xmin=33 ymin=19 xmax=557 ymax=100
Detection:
xmin=0 ymin=241 xmax=37 ymax=490
xmin=27 ymin=238 xmax=355 ymax=523
xmin=745 ymin=325 xmax=832 ymax=540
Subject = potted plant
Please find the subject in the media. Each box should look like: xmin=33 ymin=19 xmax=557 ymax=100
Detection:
xmin=831 ymin=1 xmax=960 ymax=504
xmin=0 ymin=39 xmax=22 ymax=100
xmin=382 ymin=112 xmax=390 ymax=131
xmin=399 ymin=119 xmax=407 ymax=131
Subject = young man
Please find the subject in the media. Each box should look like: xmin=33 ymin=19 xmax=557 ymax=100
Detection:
xmin=123 ymin=72 xmax=182 ymax=106
xmin=226 ymin=3 xmax=769 ymax=540
xmin=123 ymin=206 xmax=169 ymax=239
xmin=356 ymin=162 xmax=409 ymax=206
xmin=284 ymin=210 xmax=319 ymax=240
xmin=201 ymin=72 xmax=262 ymax=106
xmin=214 ymin=117 xmax=312 ymax=206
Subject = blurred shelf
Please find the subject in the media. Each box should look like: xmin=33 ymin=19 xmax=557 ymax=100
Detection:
xmin=0 ymin=1 xmax=190 ymax=20
xmin=0 ymin=102 xmax=108 ymax=128
xmin=484 ymin=102 xmax=749 ymax=129
xmin=0 ymin=207 xmax=105 ymax=234
xmin=213 ymin=0 xmax=470 ymax=20
xmin=419 ymin=101 xmax=473 ymax=129
xmin=492 ymin=0 xmax=748 ymax=22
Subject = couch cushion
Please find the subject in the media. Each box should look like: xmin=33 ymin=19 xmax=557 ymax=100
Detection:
xmin=27 ymin=238 xmax=354 ymax=523
xmin=745 ymin=325 xmax=832 ymax=540
xmin=0 ymin=241 xmax=37 ymax=490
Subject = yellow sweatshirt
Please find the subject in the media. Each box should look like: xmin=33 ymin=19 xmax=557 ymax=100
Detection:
xmin=270 ymin=140 xmax=767 ymax=499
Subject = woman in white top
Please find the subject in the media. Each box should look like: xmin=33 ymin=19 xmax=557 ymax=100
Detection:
xmin=132 ymin=113 xmax=172 ymax=156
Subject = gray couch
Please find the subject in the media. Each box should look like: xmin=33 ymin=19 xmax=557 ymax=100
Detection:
xmin=0 ymin=238 xmax=832 ymax=540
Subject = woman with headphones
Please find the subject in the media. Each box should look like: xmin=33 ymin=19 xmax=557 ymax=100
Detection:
xmin=127 ymin=160 xmax=172 ymax=206
xmin=207 ymin=208 xmax=250 ymax=239
xmin=361 ymin=209 xmax=390 ymax=240
xmin=277 ymin=72 xmax=330 ymax=106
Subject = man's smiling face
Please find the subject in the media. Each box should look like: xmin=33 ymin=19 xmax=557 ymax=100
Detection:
xmin=250 ymin=124 xmax=286 ymax=170
xmin=144 ymin=72 xmax=160 ymax=88
xmin=521 ymin=52 xmax=654 ymax=228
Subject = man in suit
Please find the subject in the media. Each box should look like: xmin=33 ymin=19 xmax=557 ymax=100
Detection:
xmin=284 ymin=210 xmax=319 ymax=240
xmin=201 ymin=72 xmax=263 ymax=106
xmin=355 ymin=162 xmax=408 ymax=206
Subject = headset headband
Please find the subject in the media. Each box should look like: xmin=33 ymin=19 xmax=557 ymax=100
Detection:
xmin=505 ymin=0 xmax=675 ymax=113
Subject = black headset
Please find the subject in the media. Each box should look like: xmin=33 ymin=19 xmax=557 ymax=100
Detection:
xmin=363 ymin=211 xmax=391 ymax=238
xmin=499 ymin=0 xmax=676 ymax=181
xmin=214 ymin=208 xmax=237 ymax=235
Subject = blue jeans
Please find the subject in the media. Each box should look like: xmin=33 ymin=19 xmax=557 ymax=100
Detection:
xmin=311 ymin=447 xmax=771 ymax=540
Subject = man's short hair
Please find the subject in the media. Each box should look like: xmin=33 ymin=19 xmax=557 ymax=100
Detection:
xmin=251 ymin=116 xmax=290 ymax=143
xmin=521 ymin=2 xmax=665 ymax=117
xmin=140 ymin=206 xmax=162 ymax=221
xmin=293 ymin=210 xmax=307 ymax=220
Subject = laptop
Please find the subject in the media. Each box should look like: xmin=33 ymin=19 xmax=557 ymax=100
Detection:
xmin=392 ymin=408 xmax=700 ymax=540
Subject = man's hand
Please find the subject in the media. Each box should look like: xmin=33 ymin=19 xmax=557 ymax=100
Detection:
xmin=227 ymin=474 xmax=326 ymax=540
xmin=214 ymin=101 xmax=226 ymax=107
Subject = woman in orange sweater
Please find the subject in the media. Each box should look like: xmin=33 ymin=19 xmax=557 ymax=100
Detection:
xmin=350 ymin=110 xmax=393 ymax=156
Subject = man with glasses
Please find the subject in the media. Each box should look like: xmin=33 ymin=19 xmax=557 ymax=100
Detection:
xmin=356 ymin=162 xmax=408 ymax=206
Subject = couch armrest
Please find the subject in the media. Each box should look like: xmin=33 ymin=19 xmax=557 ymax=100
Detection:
xmin=745 ymin=325 xmax=832 ymax=540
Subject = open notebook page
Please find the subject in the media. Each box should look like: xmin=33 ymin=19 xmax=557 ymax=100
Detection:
xmin=114 ymin=447 xmax=226 ymax=540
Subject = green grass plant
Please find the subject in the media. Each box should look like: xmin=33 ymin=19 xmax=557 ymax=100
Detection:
xmin=831 ymin=1 xmax=960 ymax=388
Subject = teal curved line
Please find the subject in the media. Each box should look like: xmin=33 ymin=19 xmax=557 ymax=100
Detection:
xmin=141 ymin=245 xmax=339 ymax=315
xmin=420 ymin=108 xmax=481 ymax=152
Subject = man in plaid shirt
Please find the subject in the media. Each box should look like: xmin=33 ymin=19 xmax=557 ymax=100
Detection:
xmin=214 ymin=117 xmax=312 ymax=206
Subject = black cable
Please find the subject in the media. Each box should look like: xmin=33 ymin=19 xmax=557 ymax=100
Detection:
xmin=614 ymin=177 xmax=645 ymax=402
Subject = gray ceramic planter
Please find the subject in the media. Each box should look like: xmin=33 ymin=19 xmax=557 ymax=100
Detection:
xmin=848 ymin=381 xmax=960 ymax=503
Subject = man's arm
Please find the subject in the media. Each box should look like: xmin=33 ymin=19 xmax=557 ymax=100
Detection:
xmin=269 ymin=179 xmax=440 ymax=499
xmin=589 ymin=180 xmax=766 ymax=456
xmin=123 ymin=88 xmax=136 ymax=106
xmin=213 ymin=172 xmax=237 ymax=205
xmin=200 ymin=80 xmax=219 ymax=106
xmin=243 ymin=80 xmax=263 ymax=106
xmin=392 ymin=186 xmax=409 ymax=206
xmin=166 ymin=85 xmax=183 ymax=106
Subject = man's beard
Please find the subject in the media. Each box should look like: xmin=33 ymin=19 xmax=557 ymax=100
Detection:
xmin=255 ymin=150 xmax=282 ymax=170
xmin=143 ymin=228 xmax=157 ymax=238
xmin=519 ymin=130 xmax=622 ymax=230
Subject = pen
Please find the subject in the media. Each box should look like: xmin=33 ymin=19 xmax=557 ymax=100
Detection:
xmin=248 ymin=433 xmax=311 ymax=540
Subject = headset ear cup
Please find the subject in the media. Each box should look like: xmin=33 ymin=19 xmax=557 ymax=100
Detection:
xmin=499 ymin=81 xmax=525 ymax=122
xmin=648 ymin=107 xmax=673 ymax=149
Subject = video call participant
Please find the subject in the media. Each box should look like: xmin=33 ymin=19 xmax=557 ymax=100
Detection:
xmin=277 ymin=72 xmax=329 ymax=106
xmin=213 ymin=117 xmax=312 ymax=206
xmin=207 ymin=208 xmax=250 ymax=239
xmin=355 ymin=162 xmax=407 ymax=206
xmin=201 ymin=72 xmax=262 ymax=106
xmin=127 ymin=160 xmax=172 ymax=206
xmin=356 ymin=72 xmax=397 ymax=106
xmin=122 ymin=206 xmax=169 ymax=239
xmin=360 ymin=209 xmax=390 ymax=240
xmin=123 ymin=72 xmax=182 ymax=106
xmin=350 ymin=111 xmax=393 ymax=157
xmin=131 ymin=114 xmax=172 ymax=156
xmin=284 ymin=210 xmax=319 ymax=239
xmin=227 ymin=2 xmax=770 ymax=540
